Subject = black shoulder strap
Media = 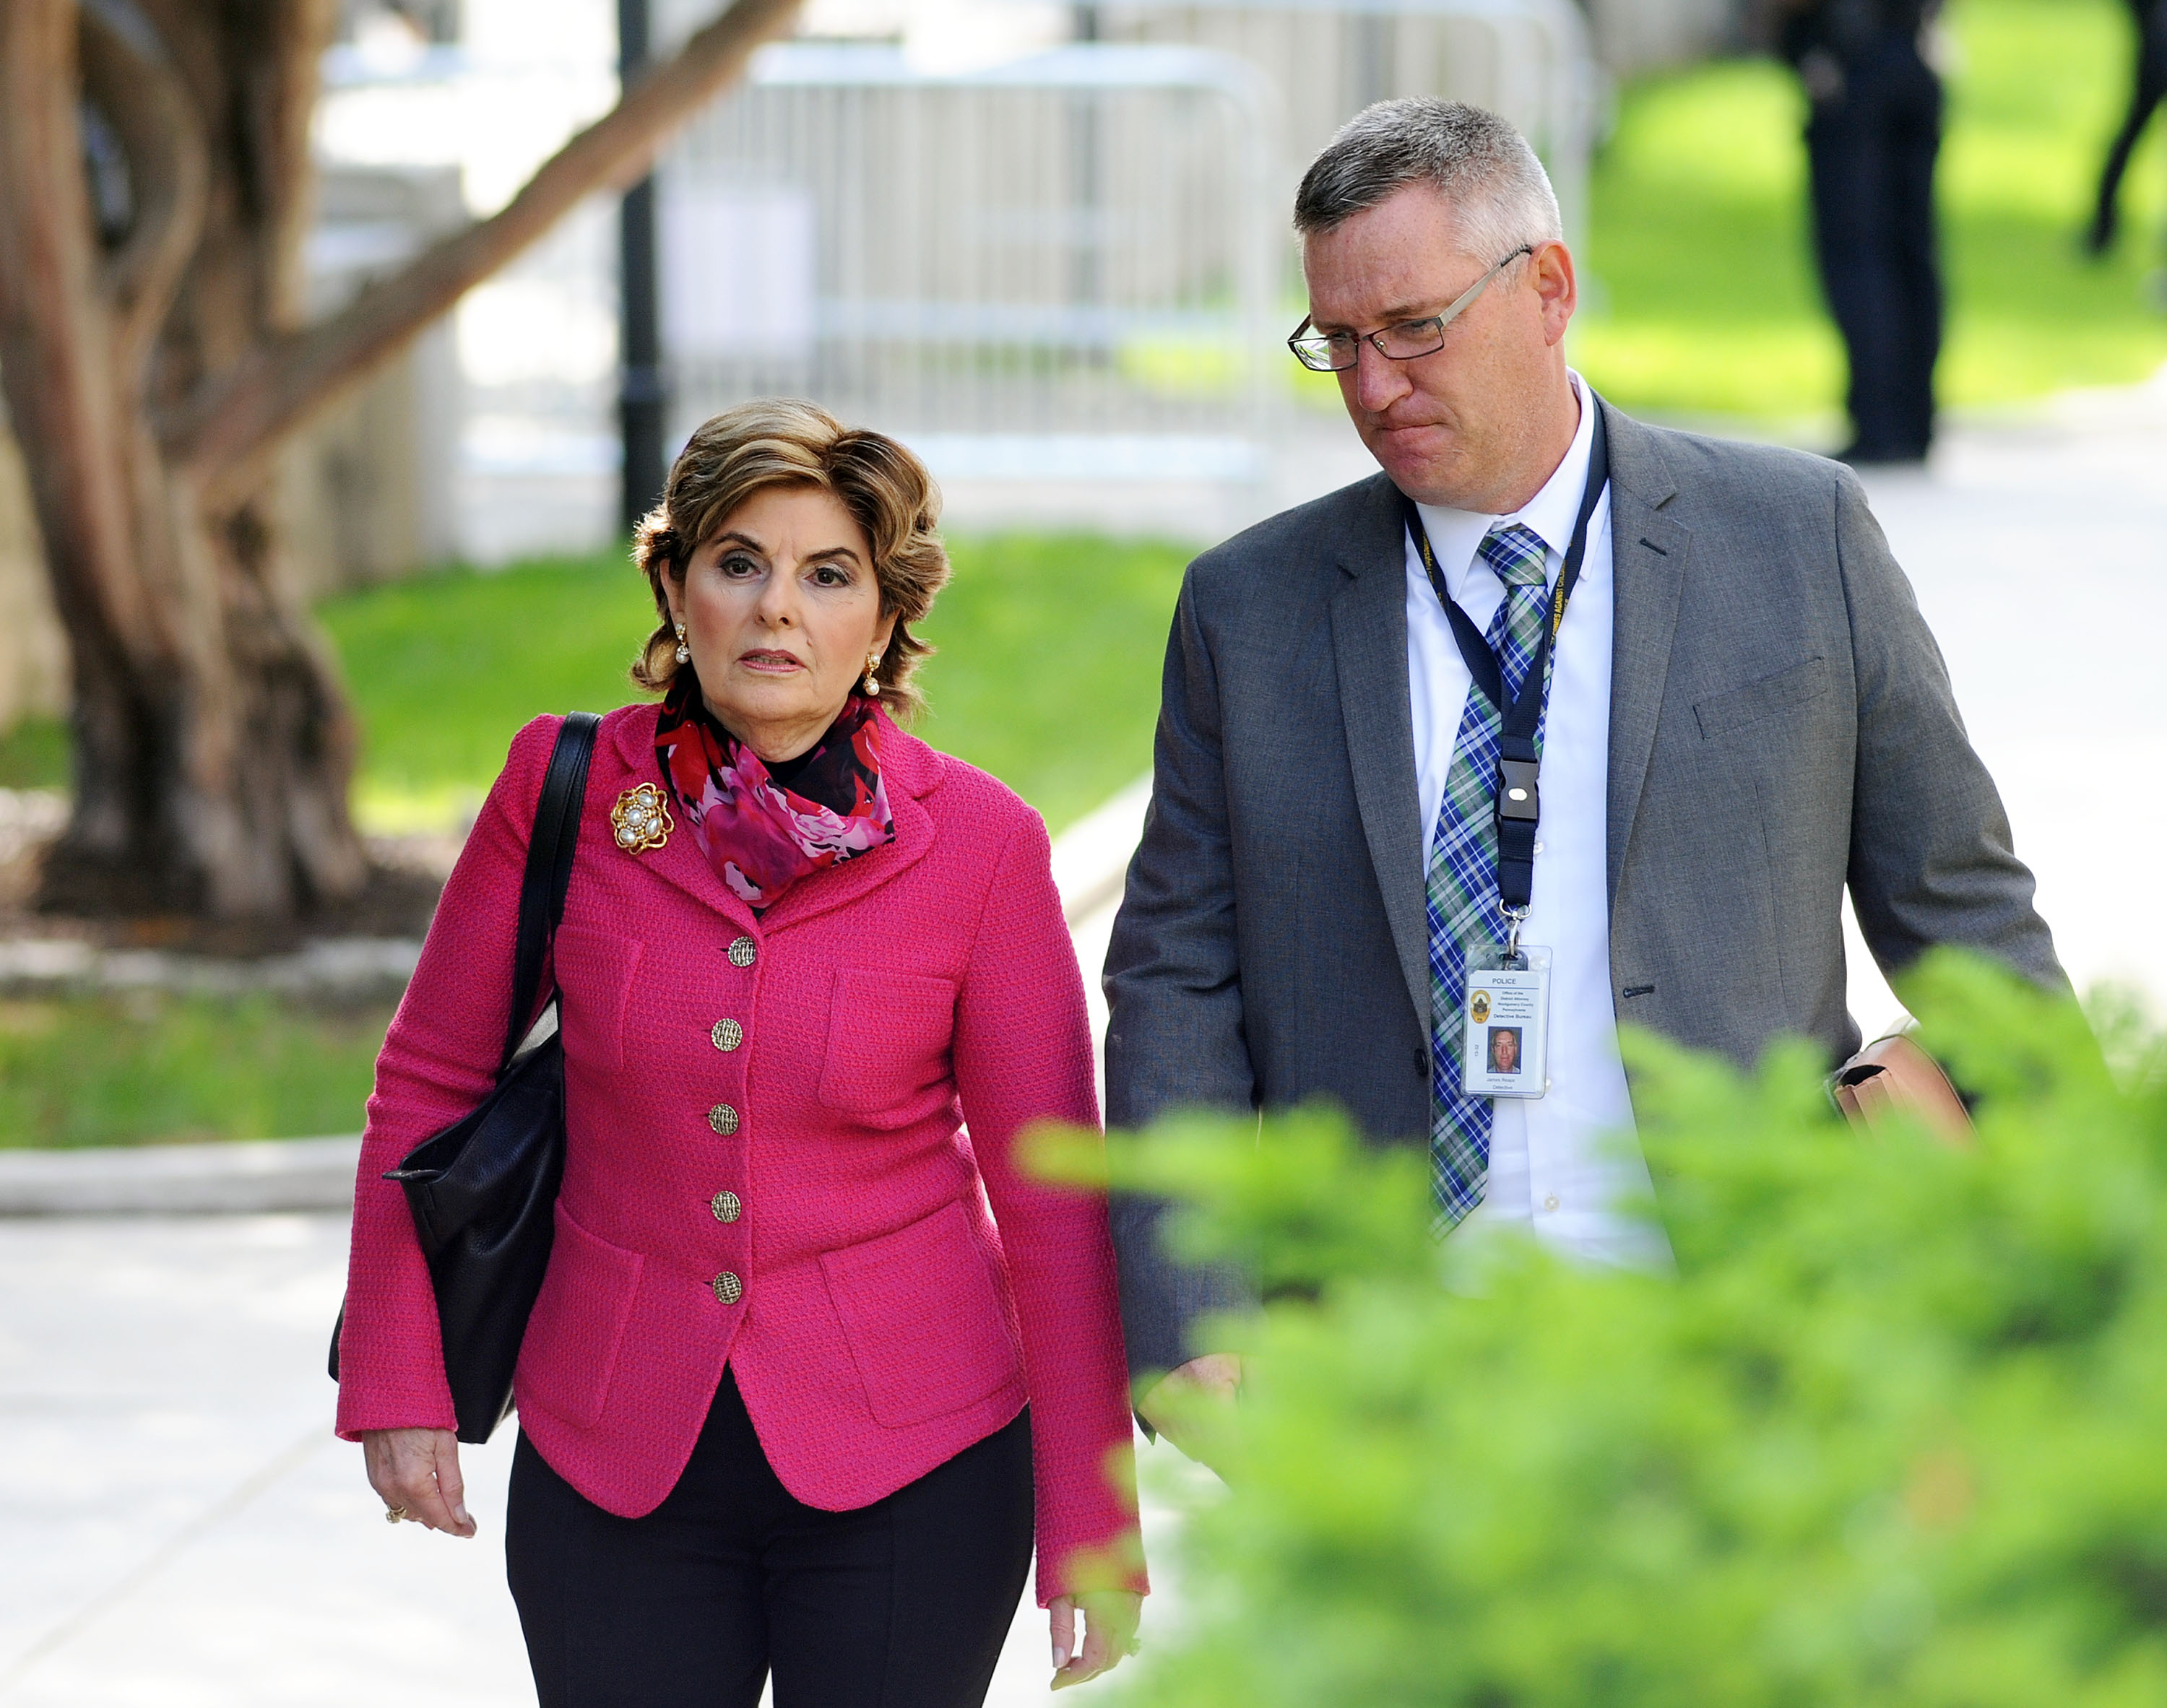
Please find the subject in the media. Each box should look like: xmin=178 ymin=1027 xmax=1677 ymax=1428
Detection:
xmin=502 ymin=712 xmax=602 ymax=1071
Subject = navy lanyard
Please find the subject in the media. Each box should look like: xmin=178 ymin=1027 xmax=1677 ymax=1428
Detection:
xmin=1402 ymin=404 xmax=1609 ymax=927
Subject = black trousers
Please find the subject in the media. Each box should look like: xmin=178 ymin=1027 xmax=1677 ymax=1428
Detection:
xmin=1805 ymin=32 xmax=1944 ymax=461
xmin=506 ymin=1371 xmax=1034 ymax=1708
xmin=2090 ymin=0 xmax=2167 ymax=253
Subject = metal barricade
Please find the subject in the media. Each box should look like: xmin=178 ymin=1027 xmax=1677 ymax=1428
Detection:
xmin=316 ymin=1 xmax=1599 ymax=541
xmin=1092 ymin=0 xmax=1599 ymax=250
xmin=657 ymin=42 xmax=1280 ymax=487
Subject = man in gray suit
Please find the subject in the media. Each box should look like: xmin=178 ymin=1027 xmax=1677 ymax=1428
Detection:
xmin=1104 ymin=99 xmax=2059 ymax=1452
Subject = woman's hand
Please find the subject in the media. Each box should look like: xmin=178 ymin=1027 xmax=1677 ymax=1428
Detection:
xmin=361 ymin=1427 xmax=476 ymax=1537
xmin=1049 ymin=1590 xmax=1142 ymax=1690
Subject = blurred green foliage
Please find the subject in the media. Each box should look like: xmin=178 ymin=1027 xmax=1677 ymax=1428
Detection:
xmin=1573 ymin=0 xmax=2167 ymax=425
xmin=317 ymin=532 xmax=1185 ymax=836
xmin=0 ymin=992 xmax=392 ymax=1148
xmin=1089 ymin=953 xmax=2167 ymax=1707
xmin=0 ymin=715 xmax=67 ymax=790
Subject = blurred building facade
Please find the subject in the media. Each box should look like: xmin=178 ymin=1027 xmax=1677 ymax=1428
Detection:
xmin=1584 ymin=0 xmax=1747 ymax=73
xmin=282 ymin=164 xmax=468 ymax=598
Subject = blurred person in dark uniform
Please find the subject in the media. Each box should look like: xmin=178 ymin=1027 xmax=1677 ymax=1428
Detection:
xmin=1780 ymin=0 xmax=1944 ymax=464
xmin=2085 ymin=0 xmax=2167 ymax=260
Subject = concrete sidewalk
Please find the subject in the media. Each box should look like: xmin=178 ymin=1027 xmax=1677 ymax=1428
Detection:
xmin=0 ymin=1213 xmax=529 ymax=1707
xmin=1841 ymin=372 xmax=2167 ymax=1026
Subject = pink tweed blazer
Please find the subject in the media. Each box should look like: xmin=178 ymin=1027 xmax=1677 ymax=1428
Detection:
xmin=336 ymin=704 xmax=1142 ymax=1604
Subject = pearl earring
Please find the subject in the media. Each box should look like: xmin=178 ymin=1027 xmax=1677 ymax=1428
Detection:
xmin=673 ymin=622 xmax=690 ymax=665
xmin=863 ymin=651 xmax=882 ymax=696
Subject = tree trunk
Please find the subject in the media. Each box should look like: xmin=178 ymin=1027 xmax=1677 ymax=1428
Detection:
xmin=0 ymin=0 xmax=359 ymax=919
xmin=0 ymin=0 xmax=801 ymax=922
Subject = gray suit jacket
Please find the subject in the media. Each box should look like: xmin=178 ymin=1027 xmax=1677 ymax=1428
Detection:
xmin=1102 ymin=399 xmax=2061 ymax=1381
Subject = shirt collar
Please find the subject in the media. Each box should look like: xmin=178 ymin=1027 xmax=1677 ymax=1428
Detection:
xmin=1413 ymin=370 xmax=1599 ymax=602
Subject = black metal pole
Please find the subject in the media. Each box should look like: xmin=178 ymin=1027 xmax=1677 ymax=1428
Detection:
xmin=618 ymin=0 xmax=667 ymax=531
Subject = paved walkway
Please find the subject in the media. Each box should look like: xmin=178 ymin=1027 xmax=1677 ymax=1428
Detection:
xmin=3 ymin=378 xmax=2163 ymax=1704
xmin=0 ymin=1213 xmax=530 ymax=1707
xmin=1846 ymin=377 xmax=2167 ymax=1020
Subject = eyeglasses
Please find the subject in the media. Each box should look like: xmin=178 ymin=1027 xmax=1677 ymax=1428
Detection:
xmin=1286 ymin=246 xmax=1535 ymax=373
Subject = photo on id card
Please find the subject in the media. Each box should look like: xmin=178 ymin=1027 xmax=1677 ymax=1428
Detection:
xmin=1461 ymin=945 xmax=1550 ymax=1098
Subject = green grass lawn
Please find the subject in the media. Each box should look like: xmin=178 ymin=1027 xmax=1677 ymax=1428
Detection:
xmin=911 ymin=534 xmax=1185 ymax=831
xmin=318 ymin=547 xmax=659 ymax=833
xmin=321 ymin=532 xmax=1188 ymax=837
xmin=1571 ymin=0 xmax=2167 ymax=425
xmin=0 ymin=992 xmax=392 ymax=1148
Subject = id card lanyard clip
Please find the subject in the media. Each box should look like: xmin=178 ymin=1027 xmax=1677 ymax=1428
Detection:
xmin=1405 ymin=403 xmax=1609 ymax=971
xmin=1495 ymin=755 xmax=1541 ymax=962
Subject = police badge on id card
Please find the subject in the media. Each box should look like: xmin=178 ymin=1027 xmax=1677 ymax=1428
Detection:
xmin=1461 ymin=944 xmax=1552 ymax=1098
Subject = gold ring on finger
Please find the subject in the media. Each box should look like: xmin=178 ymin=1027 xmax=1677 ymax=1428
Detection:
xmin=384 ymin=1504 xmax=409 ymax=1524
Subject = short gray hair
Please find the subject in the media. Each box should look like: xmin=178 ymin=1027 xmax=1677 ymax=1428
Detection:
xmin=1294 ymin=98 xmax=1562 ymax=261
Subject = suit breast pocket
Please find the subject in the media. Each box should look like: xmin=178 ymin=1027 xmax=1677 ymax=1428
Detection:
xmin=817 ymin=969 xmax=958 ymax=1127
xmin=1693 ymin=656 xmax=1831 ymax=742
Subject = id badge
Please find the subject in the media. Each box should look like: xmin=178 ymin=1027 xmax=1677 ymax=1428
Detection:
xmin=1461 ymin=944 xmax=1551 ymax=1099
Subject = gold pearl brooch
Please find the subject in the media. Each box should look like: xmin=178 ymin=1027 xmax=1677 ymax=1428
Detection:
xmin=611 ymin=783 xmax=674 ymax=854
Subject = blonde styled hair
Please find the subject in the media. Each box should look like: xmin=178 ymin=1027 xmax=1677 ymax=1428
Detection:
xmin=631 ymin=399 xmax=951 ymax=723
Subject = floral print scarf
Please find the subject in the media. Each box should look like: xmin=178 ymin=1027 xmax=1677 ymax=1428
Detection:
xmin=653 ymin=674 xmax=894 ymax=911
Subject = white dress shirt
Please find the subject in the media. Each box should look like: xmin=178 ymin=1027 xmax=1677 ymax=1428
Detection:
xmin=1404 ymin=373 xmax=1669 ymax=1269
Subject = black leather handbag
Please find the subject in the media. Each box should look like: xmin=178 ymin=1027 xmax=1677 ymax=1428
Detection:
xmin=330 ymin=711 xmax=600 ymax=1444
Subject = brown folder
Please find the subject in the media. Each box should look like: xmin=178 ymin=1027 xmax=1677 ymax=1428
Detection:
xmin=1831 ymin=1031 xmax=1974 ymax=1145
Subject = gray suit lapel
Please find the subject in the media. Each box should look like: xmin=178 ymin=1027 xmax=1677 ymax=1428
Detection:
xmin=1601 ymin=399 xmax=1691 ymax=907
xmin=1331 ymin=474 xmax=1431 ymax=1029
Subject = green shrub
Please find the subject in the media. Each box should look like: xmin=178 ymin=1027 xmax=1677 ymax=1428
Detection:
xmin=1088 ymin=953 xmax=2167 ymax=1707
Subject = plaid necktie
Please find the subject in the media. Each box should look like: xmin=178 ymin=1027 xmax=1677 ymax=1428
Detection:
xmin=1424 ymin=522 xmax=1553 ymax=1232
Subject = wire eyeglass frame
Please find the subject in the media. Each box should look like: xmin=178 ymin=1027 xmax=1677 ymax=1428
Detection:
xmin=1286 ymin=245 xmax=1536 ymax=373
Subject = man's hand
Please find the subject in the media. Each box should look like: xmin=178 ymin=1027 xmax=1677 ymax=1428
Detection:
xmin=362 ymin=1427 xmax=476 ymax=1537
xmin=1048 ymin=1590 xmax=1142 ymax=1690
xmin=1137 ymin=1353 xmax=1242 ymax=1472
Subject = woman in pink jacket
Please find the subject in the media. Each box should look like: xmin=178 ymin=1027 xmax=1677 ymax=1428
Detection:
xmin=336 ymin=399 xmax=1144 ymax=1706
